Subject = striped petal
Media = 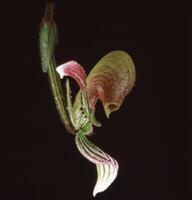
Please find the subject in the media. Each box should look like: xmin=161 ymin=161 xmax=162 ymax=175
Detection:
xmin=75 ymin=132 xmax=118 ymax=197
xmin=73 ymin=50 xmax=136 ymax=118
xmin=94 ymin=160 xmax=118 ymax=197
xmin=86 ymin=50 xmax=135 ymax=117
xmin=56 ymin=61 xmax=87 ymax=90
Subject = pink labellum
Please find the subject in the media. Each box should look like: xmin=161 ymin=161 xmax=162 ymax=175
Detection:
xmin=56 ymin=60 xmax=87 ymax=90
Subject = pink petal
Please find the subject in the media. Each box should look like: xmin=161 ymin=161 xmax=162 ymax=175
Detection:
xmin=56 ymin=60 xmax=87 ymax=90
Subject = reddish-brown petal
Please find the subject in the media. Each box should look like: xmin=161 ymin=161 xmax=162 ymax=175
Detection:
xmin=86 ymin=50 xmax=136 ymax=117
xmin=56 ymin=60 xmax=87 ymax=90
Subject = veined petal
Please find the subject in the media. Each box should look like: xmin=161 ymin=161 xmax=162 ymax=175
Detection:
xmin=56 ymin=61 xmax=87 ymax=90
xmin=93 ymin=160 xmax=118 ymax=197
xmin=86 ymin=50 xmax=136 ymax=117
xmin=75 ymin=132 xmax=119 ymax=197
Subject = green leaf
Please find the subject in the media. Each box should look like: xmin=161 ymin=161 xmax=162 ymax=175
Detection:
xmin=86 ymin=50 xmax=136 ymax=118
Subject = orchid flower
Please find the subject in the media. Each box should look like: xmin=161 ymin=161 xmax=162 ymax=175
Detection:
xmin=39 ymin=3 xmax=136 ymax=197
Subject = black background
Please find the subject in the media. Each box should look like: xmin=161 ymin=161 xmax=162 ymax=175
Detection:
xmin=1 ymin=1 xmax=190 ymax=200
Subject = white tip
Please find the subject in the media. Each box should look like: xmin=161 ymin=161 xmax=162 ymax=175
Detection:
xmin=93 ymin=191 xmax=96 ymax=197
xmin=56 ymin=64 xmax=66 ymax=79
xmin=93 ymin=160 xmax=119 ymax=197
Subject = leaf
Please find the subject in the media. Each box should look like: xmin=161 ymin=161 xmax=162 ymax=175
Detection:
xmin=86 ymin=50 xmax=136 ymax=117
xmin=75 ymin=132 xmax=119 ymax=197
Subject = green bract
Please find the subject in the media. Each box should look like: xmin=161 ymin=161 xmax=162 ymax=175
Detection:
xmin=39 ymin=3 xmax=58 ymax=73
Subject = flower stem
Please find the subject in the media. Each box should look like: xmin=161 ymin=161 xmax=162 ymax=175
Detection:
xmin=47 ymin=57 xmax=75 ymax=134
xmin=40 ymin=3 xmax=75 ymax=134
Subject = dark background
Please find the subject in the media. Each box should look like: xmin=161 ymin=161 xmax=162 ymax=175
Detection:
xmin=1 ymin=1 xmax=190 ymax=200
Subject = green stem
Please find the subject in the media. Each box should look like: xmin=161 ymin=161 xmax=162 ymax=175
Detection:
xmin=48 ymin=57 xmax=75 ymax=134
xmin=66 ymin=79 xmax=78 ymax=130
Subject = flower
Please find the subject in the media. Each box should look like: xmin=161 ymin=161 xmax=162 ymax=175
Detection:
xmin=40 ymin=3 xmax=136 ymax=197
xmin=55 ymin=50 xmax=135 ymax=196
